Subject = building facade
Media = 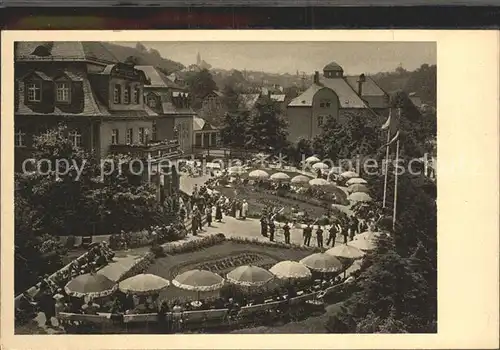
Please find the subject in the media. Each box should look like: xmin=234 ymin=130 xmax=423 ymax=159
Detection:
xmin=286 ymin=62 xmax=390 ymax=143
xmin=14 ymin=42 xmax=182 ymax=182
xmin=136 ymin=65 xmax=195 ymax=156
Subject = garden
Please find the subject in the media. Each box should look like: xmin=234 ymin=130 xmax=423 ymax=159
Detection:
xmin=146 ymin=237 xmax=320 ymax=301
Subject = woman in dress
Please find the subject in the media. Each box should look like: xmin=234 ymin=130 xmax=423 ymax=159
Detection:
xmin=215 ymin=202 xmax=223 ymax=222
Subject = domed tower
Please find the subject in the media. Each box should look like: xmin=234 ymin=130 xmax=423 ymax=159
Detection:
xmin=323 ymin=61 xmax=344 ymax=78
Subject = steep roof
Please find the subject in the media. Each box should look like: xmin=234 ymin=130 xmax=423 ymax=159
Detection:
xmin=344 ymin=75 xmax=387 ymax=96
xmin=16 ymin=69 xmax=105 ymax=116
xmin=15 ymin=42 xmax=118 ymax=64
xmin=288 ymin=78 xmax=367 ymax=109
xmin=135 ymin=65 xmax=185 ymax=90
xmin=239 ymin=93 xmax=260 ymax=110
xmin=193 ymin=117 xmax=218 ymax=131
xmin=288 ymin=84 xmax=325 ymax=107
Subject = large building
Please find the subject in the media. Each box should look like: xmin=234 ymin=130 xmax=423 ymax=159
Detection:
xmin=136 ymin=65 xmax=195 ymax=155
xmin=14 ymin=42 xmax=182 ymax=174
xmin=285 ymin=62 xmax=390 ymax=143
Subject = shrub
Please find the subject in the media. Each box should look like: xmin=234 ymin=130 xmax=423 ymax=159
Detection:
xmin=150 ymin=244 xmax=166 ymax=258
xmin=64 ymin=235 xmax=76 ymax=249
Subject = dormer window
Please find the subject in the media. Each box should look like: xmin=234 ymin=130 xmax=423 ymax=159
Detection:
xmin=26 ymin=82 xmax=41 ymax=102
xmin=147 ymin=95 xmax=157 ymax=108
xmin=124 ymin=85 xmax=131 ymax=104
xmin=113 ymin=84 xmax=122 ymax=104
xmin=56 ymin=82 xmax=70 ymax=103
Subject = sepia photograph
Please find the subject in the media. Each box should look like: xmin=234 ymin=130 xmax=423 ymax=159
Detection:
xmin=11 ymin=39 xmax=439 ymax=335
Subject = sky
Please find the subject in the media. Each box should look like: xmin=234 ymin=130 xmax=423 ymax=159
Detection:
xmin=115 ymin=41 xmax=436 ymax=75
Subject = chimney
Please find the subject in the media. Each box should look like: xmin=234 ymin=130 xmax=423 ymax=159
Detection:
xmin=314 ymin=71 xmax=320 ymax=85
xmin=357 ymin=73 xmax=366 ymax=96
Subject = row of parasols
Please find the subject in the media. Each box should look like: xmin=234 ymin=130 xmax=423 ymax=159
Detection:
xmin=63 ymin=231 xmax=384 ymax=300
xmin=226 ymin=166 xmax=372 ymax=203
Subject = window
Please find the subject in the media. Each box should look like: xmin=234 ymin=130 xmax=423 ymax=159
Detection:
xmin=147 ymin=95 xmax=156 ymax=108
xmin=126 ymin=128 xmax=133 ymax=144
xmin=317 ymin=115 xmax=324 ymax=127
xmin=113 ymin=84 xmax=122 ymax=104
xmin=144 ymin=128 xmax=150 ymax=144
xmin=26 ymin=82 xmax=41 ymax=102
xmin=138 ymin=127 xmax=145 ymax=144
xmin=56 ymin=82 xmax=70 ymax=103
xmin=132 ymin=87 xmax=141 ymax=104
xmin=68 ymin=130 xmax=82 ymax=148
xmin=124 ymin=85 xmax=130 ymax=104
xmin=210 ymin=133 xmax=217 ymax=146
xmin=152 ymin=122 xmax=157 ymax=141
xmin=15 ymin=130 xmax=26 ymax=147
xmin=320 ymin=99 xmax=331 ymax=108
xmin=111 ymin=129 xmax=119 ymax=145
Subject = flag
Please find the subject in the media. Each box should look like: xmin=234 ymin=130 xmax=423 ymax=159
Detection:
xmin=381 ymin=108 xmax=401 ymax=147
xmin=381 ymin=130 xmax=400 ymax=148
xmin=381 ymin=108 xmax=400 ymax=138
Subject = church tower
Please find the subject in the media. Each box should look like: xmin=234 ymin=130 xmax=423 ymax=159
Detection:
xmin=196 ymin=52 xmax=201 ymax=66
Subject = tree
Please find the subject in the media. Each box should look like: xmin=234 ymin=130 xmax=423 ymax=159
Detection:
xmin=219 ymin=111 xmax=250 ymax=149
xmin=404 ymin=64 xmax=437 ymax=106
xmin=185 ymin=69 xmax=217 ymax=110
xmin=221 ymin=83 xmax=241 ymax=114
xmin=312 ymin=112 xmax=382 ymax=161
xmin=246 ymin=96 xmax=288 ymax=152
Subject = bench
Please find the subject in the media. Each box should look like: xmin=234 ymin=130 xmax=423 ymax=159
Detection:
xmin=58 ymin=312 xmax=111 ymax=325
xmin=123 ymin=313 xmax=159 ymax=323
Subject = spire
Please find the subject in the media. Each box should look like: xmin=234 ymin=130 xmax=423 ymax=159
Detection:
xmin=197 ymin=52 xmax=201 ymax=65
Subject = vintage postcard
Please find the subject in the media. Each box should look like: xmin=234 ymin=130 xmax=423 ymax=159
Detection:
xmin=1 ymin=30 xmax=498 ymax=349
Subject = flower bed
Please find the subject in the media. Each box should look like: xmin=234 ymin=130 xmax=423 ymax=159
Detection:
xmin=225 ymin=236 xmax=323 ymax=253
xmin=108 ymin=223 xmax=187 ymax=250
xmin=160 ymin=233 xmax=226 ymax=256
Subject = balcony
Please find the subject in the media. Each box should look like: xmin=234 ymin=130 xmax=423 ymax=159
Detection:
xmin=109 ymin=139 xmax=182 ymax=161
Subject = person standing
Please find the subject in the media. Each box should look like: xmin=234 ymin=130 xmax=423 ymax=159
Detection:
xmin=341 ymin=222 xmax=348 ymax=244
xmin=316 ymin=225 xmax=324 ymax=248
xmin=196 ymin=208 xmax=203 ymax=231
xmin=215 ymin=202 xmax=223 ymax=222
xmin=241 ymin=200 xmax=248 ymax=220
xmin=303 ymin=223 xmax=312 ymax=247
xmin=283 ymin=222 xmax=291 ymax=244
xmin=326 ymin=223 xmax=337 ymax=247
xmin=268 ymin=219 xmax=276 ymax=242
xmin=260 ymin=215 xmax=268 ymax=237
xmin=349 ymin=218 xmax=356 ymax=241
xmin=191 ymin=209 xmax=198 ymax=236
xmin=230 ymin=200 xmax=237 ymax=218
xmin=205 ymin=206 xmax=213 ymax=227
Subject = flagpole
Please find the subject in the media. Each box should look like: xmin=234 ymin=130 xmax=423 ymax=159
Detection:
xmin=382 ymin=109 xmax=392 ymax=208
xmin=392 ymin=110 xmax=401 ymax=231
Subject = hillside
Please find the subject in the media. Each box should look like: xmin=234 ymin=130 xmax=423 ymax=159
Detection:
xmin=103 ymin=42 xmax=185 ymax=75
xmin=371 ymin=64 xmax=436 ymax=106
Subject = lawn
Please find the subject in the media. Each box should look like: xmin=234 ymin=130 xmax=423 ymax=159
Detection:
xmin=145 ymin=241 xmax=313 ymax=301
xmin=214 ymin=185 xmax=329 ymax=219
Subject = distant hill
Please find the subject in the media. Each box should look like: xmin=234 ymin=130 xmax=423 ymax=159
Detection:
xmin=371 ymin=64 xmax=436 ymax=106
xmin=102 ymin=42 xmax=185 ymax=75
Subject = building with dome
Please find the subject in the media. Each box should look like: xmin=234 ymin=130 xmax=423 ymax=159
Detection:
xmin=285 ymin=61 xmax=390 ymax=143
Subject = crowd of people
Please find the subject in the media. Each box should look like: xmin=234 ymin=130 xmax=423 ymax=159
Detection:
xmin=15 ymin=243 xmax=116 ymax=327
